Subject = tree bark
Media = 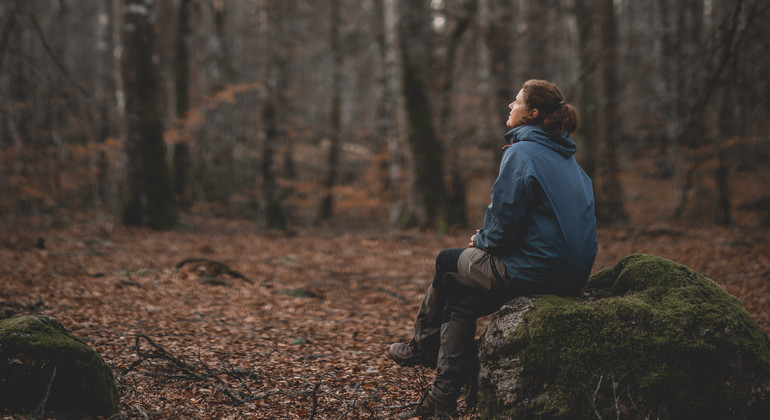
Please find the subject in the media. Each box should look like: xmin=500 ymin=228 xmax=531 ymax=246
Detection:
xmin=173 ymin=0 xmax=191 ymax=119
xmin=172 ymin=0 xmax=192 ymax=208
xmin=118 ymin=0 xmax=176 ymax=228
xmin=259 ymin=0 xmax=287 ymax=230
xmin=522 ymin=0 xmax=550 ymax=78
xmin=573 ymin=0 xmax=596 ymax=179
xmin=593 ymin=0 xmax=627 ymax=225
xmin=673 ymin=0 xmax=757 ymax=220
xmin=92 ymin=0 xmax=113 ymax=206
xmin=319 ymin=0 xmax=343 ymax=222
xmin=714 ymin=150 xmax=731 ymax=225
xmin=398 ymin=0 xmax=450 ymax=230
xmin=440 ymin=1 xmax=474 ymax=227
xmin=378 ymin=0 xmax=404 ymax=226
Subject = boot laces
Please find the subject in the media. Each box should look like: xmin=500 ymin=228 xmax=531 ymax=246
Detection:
xmin=400 ymin=341 xmax=415 ymax=352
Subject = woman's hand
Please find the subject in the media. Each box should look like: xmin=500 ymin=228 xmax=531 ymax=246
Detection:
xmin=468 ymin=229 xmax=480 ymax=248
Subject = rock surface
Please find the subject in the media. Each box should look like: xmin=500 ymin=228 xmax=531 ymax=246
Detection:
xmin=475 ymin=254 xmax=770 ymax=419
xmin=0 ymin=315 xmax=118 ymax=417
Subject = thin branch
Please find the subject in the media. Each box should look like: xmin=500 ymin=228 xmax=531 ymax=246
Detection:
xmin=592 ymin=375 xmax=604 ymax=420
xmin=26 ymin=13 xmax=89 ymax=97
xmin=680 ymin=0 xmax=759 ymax=142
xmin=31 ymin=366 xmax=57 ymax=420
xmin=611 ymin=374 xmax=620 ymax=420
xmin=0 ymin=1 xmax=21 ymax=71
xmin=129 ymin=333 xmax=246 ymax=405
xmin=309 ymin=375 xmax=322 ymax=419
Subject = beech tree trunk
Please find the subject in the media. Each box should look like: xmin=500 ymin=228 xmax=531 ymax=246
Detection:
xmin=378 ymin=0 xmax=404 ymax=226
xmin=440 ymin=1 xmax=474 ymax=228
xmin=573 ymin=0 xmax=596 ymax=179
xmin=118 ymin=0 xmax=176 ymax=229
xmin=172 ymin=0 xmax=192 ymax=208
xmin=259 ymin=0 xmax=286 ymax=230
xmin=319 ymin=0 xmax=343 ymax=222
xmin=593 ymin=0 xmax=627 ymax=225
xmin=398 ymin=0 xmax=450 ymax=230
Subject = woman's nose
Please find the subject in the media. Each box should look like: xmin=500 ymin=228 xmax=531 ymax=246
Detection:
xmin=508 ymin=102 xmax=514 ymax=109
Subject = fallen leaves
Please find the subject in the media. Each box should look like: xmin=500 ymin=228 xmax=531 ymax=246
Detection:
xmin=1 ymin=212 xmax=769 ymax=418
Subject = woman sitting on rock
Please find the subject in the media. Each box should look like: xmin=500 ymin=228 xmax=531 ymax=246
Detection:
xmin=389 ymin=79 xmax=598 ymax=419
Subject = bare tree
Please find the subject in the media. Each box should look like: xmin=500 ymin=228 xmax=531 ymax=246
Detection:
xmin=2 ymin=0 xmax=769 ymax=229
xmin=673 ymin=0 xmax=763 ymax=220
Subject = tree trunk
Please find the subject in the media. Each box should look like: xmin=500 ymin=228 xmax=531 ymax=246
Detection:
xmin=488 ymin=0 xmax=515 ymax=116
xmin=173 ymin=0 xmax=191 ymax=119
xmin=573 ymin=0 xmax=596 ymax=179
xmin=593 ymin=0 xmax=627 ymax=225
xmin=259 ymin=0 xmax=286 ymax=230
xmin=673 ymin=0 xmax=756 ymax=219
xmin=118 ymin=0 xmax=176 ymax=229
xmin=440 ymin=1 xmax=474 ymax=228
xmin=476 ymin=0 xmax=492 ymax=142
xmin=378 ymin=0 xmax=404 ymax=226
xmin=319 ymin=0 xmax=343 ymax=222
xmin=172 ymin=0 xmax=192 ymax=208
xmin=714 ymin=150 xmax=731 ymax=225
xmin=398 ymin=0 xmax=450 ymax=230
xmin=92 ymin=0 xmax=113 ymax=206
xmin=522 ymin=0 xmax=550 ymax=78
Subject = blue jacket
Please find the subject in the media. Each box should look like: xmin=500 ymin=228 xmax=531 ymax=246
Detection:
xmin=474 ymin=125 xmax=598 ymax=294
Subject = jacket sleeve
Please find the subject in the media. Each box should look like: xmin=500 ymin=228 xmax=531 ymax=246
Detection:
xmin=474 ymin=148 xmax=534 ymax=253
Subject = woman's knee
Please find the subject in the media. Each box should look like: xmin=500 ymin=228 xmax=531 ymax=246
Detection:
xmin=435 ymin=248 xmax=460 ymax=268
xmin=434 ymin=248 xmax=464 ymax=275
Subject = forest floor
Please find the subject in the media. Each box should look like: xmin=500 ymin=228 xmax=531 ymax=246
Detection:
xmin=2 ymin=212 xmax=769 ymax=419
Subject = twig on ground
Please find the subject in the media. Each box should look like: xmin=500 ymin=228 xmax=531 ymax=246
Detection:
xmin=125 ymin=332 xmax=408 ymax=417
xmin=31 ymin=366 xmax=57 ymax=420
xmin=592 ymin=375 xmax=604 ymax=420
xmin=309 ymin=375 xmax=322 ymax=419
xmin=127 ymin=333 xmax=248 ymax=405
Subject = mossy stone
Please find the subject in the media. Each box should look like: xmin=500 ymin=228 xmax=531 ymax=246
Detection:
xmin=0 ymin=315 xmax=118 ymax=417
xmin=476 ymin=254 xmax=770 ymax=419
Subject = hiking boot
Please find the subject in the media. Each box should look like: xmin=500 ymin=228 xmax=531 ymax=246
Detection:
xmin=398 ymin=386 xmax=459 ymax=419
xmin=389 ymin=340 xmax=437 ymax=369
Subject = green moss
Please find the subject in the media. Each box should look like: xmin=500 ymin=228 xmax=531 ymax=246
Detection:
xmin=0 ymin=315 xmax=118 ymax=417
xmin=477 ymin=254 xmax=770 ymax=419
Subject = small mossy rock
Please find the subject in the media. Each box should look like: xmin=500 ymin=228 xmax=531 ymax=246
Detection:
xmin=476 ymin=254 xmax=770 ymax=419
xmin=0 ymin=315 xmax=118 ymax=417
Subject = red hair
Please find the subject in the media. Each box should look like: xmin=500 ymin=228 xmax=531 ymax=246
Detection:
xmin=521 ymin=79 xmax=578 ymax=136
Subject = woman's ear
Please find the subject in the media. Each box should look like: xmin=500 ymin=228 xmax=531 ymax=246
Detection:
xmin=530 ymin=108 xmax=539 ymax=120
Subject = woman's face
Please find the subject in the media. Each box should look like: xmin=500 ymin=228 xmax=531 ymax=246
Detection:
xmin=506 ymin=89 xmax=535 ymax=128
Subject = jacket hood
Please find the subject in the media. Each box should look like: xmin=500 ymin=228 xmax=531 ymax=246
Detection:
xmin=504 ymin=125 xmax=577 ymax=158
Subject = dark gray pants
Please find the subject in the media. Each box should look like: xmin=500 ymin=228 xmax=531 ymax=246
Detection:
xmin=413 ymin=248 xmax=525 ymax=396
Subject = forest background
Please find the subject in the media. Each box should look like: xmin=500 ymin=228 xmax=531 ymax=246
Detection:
xmin=1 ymin=0 xmax=768 ymax=231
xmin=2 ymin=1 xmax=770 ymax=418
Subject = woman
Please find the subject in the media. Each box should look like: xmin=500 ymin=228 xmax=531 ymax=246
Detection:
xmin=389 ymin=79 xmax=598 ymax=419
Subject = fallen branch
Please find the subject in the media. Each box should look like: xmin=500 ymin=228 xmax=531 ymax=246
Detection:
xmin=127 ymin=333 xmax=250 ymax=405
xmin=124 ymin=333 xmax=406 ymax=417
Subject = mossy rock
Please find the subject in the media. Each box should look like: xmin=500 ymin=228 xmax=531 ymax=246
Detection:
xmin=476 ymin=254 xmax=770 ymax=419
xmin=0 ymin=315 xmax=118 ymax=417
